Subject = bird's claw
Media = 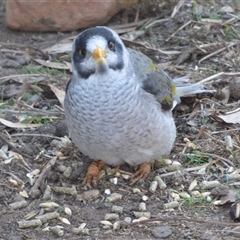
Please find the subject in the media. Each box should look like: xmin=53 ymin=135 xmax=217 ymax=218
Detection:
xmin=129 ymin=162 xmax=151 ymax=185
xmin=83 ymin=160 xmax=105 ymax=187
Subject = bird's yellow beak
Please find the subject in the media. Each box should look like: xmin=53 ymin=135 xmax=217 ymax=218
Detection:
xmin=92 ymin=47 xmax=106 ymax=63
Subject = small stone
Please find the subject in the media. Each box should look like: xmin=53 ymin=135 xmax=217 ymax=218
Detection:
xmin=76 ymin=189 xmax=99 ymax=201
xmin=230 ymin=77 xmax=240 ymax=100
xmin=109 ymin=177 xmax=118 ymax=185
xmin=142 ymin=195 xmax=149 ymax=202
xmin=104 ymin=189 xmax=111 ymax=195
xmin=124 ymin=217 xmax=132 ymax=223
xmin=211 ymin=185 xmax=229 ymax=197
xmin=6 ymin=0 xmax=137 ymax=32
xmin=152 ymin=226 xmax=172 ymax=238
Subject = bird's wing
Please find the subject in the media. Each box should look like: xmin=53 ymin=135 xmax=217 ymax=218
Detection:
xmin=128 ymin=48 xmax=175 ymax=111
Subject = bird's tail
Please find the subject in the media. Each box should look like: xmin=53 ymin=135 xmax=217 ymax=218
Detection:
xmin=172 ymin=76 xmax=215 ymax=108
xmin=174 ymin=76 xmax=215 ymax=97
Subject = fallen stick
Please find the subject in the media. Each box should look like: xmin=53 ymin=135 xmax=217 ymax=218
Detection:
xmin=29 ymin=157 xmax=56 ymax=199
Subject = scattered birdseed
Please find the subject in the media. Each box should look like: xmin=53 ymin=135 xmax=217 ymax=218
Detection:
xmin=49 ymin=226 xmax=64 ymax=237
xmin=133 ymin=211 xmax=151 ymax=219
xmin=149 ymin=180 xmax=158 ymax=193
xmin=18 ymin=219 xmax=42 ymax=229
xmin=9 ymin=200 xmax=28 ymax=210
xmin=154 ymin=176 xmax=167 ymax=189
xmin=163 ymin=201 xmax=179 ymax=209
xmin=105 ymin=213 xmax=119 ymax=221
xmin=106 ymin=193 xmax=122 ymax=203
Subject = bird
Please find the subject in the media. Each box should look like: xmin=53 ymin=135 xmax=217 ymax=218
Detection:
xmin=64 ymin=26 xmax=212 ymax=186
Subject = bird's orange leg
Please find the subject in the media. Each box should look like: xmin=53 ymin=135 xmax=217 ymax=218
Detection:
xmin=83 ymin=160 xmax=105 ymax=187
xmin=129 ymin=162 xmax=151 ymax=185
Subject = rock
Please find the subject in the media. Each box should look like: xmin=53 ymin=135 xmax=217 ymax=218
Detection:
xmin=6 ymin=0 xmax=138 ymax=32
xmin=229 ymin=77 xmax=240 ymax=100
xmin=210 ymin=185 xmax=229 ymax=197
xmin=152 ymin=226 xmax=172 ymax=238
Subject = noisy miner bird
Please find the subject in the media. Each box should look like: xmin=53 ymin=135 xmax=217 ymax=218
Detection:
xmin=64 ymin=26 xmax=212 ymax=186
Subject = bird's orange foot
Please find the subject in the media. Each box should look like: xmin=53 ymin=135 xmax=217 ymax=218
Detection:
xmin=129 ymin=162 xmax=151 ymax=186
xmin=83 ymin=160 xmax=105 ymax=187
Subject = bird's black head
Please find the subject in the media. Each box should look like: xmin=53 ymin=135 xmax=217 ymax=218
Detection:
xmin=72 ymin=26 xmax=126 ymax=79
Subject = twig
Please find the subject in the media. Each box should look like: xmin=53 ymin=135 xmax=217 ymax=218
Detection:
xmin=171 ymin=0 xmax=185 ymax=18
xmin=134 ymin=4 xmax=140 ymax=22
xmin=0 ymin=74 xmax=48 ymax=84
xmin=132 ymin=216 xmax=240 ymax=227
xmin=122 ymin=38 xmax=181 ymax=55
xmin=212 ymin=128 xmax=240 ymax=135
xmin=2 ymin=109 xmax=63 ymax=117
xmin=199 ymin=42 xmax=239 ymax=64
xmin=29 ymin=157 xmax=56 ymax=199
xmin=166 ymin=20 xmax=192 ymax=41
xmin=202 ymin=131 xmax=240 ymax=151
xmin=4 ymin=172 xmax=25 ymax=185
xmin=144 ymin=18 xmax=170 ymax=29
xmin=159 ymin=151 xmax=234 ymax=178
xmin=159 ymin=159 xmax=220 ymax=178
xmin=195 ymin=151 xmax=234 ymax=166
xmin=10 ymin=133 xmax=62 ymax=140
xmin=0 ymin=133 xmax=32 ymax=159
xmin=198 ymin=72 xmax=240 ymax=84
xmin=109 ymin=18 xmax=150 ymax=32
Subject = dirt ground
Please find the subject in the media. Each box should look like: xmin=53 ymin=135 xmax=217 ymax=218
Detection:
xmin=1 ymin=1 xmax=240 ymax=239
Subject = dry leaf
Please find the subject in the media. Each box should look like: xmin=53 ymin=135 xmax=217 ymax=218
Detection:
xmin=218 ymin=110 xmax=240 ymax=124
xmin=0 ymin=118 xmax=42 ymax=129
xmin=214 ymin=190 xmax=237 ymax=205
xmin=40 ymin=83 xmax=65 ymax=107
xmin=43 ymin=42 xmax=72 ymax=55
xmin=34 ymin=59 xmax=71 ymax=70
xmin=220 ymin=86 xmax=230 ymax=104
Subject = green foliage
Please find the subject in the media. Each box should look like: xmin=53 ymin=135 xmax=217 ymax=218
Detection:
xmin=192 ymin=1 xmax=201 ymax=22
xmin=186 ymin=152 xmax=210 ymax=165
xmin=182 ymin=195 xmax=206 ymax=209
xmin=20 ymin=64 xmax=61 ymax=75
xmin=21 ymin=116 xmax=53 ymax=124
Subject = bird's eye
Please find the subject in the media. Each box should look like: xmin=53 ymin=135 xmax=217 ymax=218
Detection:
xmin=108 ymin=41 xmax=115 ymax=51
xmin=79 ymin=49 xmax=86 ymax=57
